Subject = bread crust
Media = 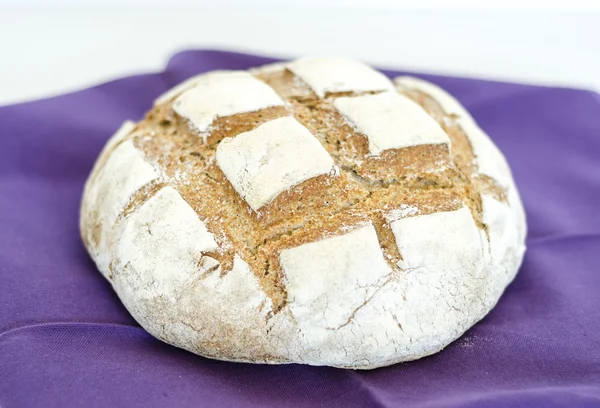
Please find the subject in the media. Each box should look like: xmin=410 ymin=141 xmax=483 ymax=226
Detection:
xmin=80 ymin=58 xmax=526 ymax=369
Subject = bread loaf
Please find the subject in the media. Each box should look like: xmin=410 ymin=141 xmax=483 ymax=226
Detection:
xmin=80 ymin=57 xmax=526 ymax=369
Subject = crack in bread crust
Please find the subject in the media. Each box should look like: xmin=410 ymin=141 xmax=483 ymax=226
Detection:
xmin=123 ymin=66 xmax=507 ymax=312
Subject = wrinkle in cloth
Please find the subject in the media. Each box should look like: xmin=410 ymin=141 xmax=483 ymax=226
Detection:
xmin=1 ymin=50 xmax=600 ymax=408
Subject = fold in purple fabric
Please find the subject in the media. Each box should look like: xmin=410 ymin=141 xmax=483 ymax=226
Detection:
xmin=1 ymin=50 xmax=599 ymax=408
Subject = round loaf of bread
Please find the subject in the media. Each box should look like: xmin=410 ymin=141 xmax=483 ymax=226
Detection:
xmin=80 ymin=57 xmax=526 ymax=369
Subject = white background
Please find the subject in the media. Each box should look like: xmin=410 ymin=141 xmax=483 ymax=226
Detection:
xmin=1 ymin=0 xmax=599 ymax=105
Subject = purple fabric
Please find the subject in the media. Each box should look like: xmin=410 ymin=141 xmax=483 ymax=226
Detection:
xmin=1 ymin=50 xmax=599 ymax=408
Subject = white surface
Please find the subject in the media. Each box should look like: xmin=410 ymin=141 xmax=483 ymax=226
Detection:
xmin=81 ymin=137 xmax=158 ymax=273
xmin=171 ymin=71 xmax=284 ymax=132
xmin=215 ymin=117 xmax=335 ymax=211
xmin=0 ymin=5 xmax=599 ymax=106
xmin=480 ymin=190 xmax=527 ymax=309
xmin=5 ymin=0 xmax=599 ymax=7
xmin=390 ymin=206 xmax=484 ymax=271
xmin=280 ymin=224 xmax=391 ymax=330
xmin=86 ymin=139 xmax=157 ymax=229
xmin=114 ymin=186 xmax=219 ymax=298
xmin=287 ymin=56 xmax=394 ymax=97
xmin=334 ymin=92 xmax=450 ymax=155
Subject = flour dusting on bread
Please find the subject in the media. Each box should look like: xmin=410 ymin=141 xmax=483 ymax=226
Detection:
xmin=80 ymin=57 xmax=526 ymax=369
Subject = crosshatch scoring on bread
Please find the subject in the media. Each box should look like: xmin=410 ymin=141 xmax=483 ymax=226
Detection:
xmin=80 ymin=57 xmax=526 ymax=369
